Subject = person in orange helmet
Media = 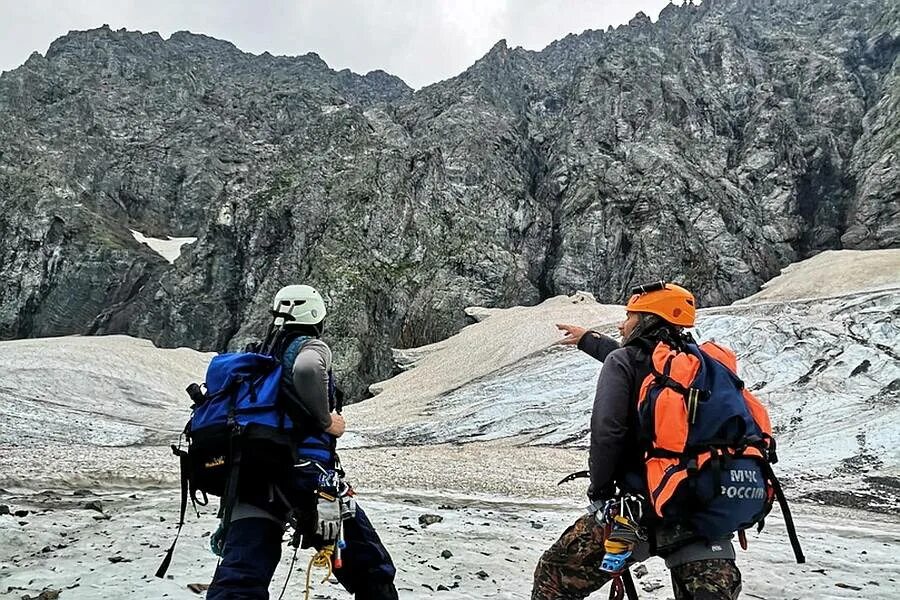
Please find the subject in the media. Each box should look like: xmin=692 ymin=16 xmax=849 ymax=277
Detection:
xmin=533 ymin=282 xmax=743 ymax=600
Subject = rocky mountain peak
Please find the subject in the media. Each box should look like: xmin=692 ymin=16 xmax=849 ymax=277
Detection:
xmin=627 ymin=11 xmax=652 ymax=28
xmin=0 ymin=0 xmax=897 ymax=398
xmin=45 ymin=25 xmax=167 ymax=61
xmin=486 ymin=38 xmax=510 ymax=57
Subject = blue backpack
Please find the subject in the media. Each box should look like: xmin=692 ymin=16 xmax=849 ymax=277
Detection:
xmin=156 ymin=335 xmax=337 ymax=577
xmin=185 ymin=350 xmax=295 ymax=500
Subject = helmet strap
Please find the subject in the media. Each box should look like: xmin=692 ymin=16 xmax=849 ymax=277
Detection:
xmin=623 ymin=313 xmax=662 ymax=346
xmin=625 ymin=314 xmax=694 ymax=349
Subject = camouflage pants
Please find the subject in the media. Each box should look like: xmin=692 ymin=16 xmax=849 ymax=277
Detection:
xmin=532 ymin=514 xmax=742 ymax=600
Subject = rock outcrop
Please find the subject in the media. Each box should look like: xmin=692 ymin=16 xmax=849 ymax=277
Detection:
xmin=1 ymin=0 xmax=897 ymax=397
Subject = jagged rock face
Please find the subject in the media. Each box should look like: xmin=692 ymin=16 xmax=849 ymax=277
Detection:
xmin=0 ymin=0 xmax=897 ymax=397
xmin=518 ymin=0 xmax=899 ymax=304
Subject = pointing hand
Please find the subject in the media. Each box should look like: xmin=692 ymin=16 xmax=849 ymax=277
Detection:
xmin=556 ymin=323 xmax=587 ymax=346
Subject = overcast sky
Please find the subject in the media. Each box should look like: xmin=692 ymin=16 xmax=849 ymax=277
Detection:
xmin=1 ymin=0 xmax=679 ymax=89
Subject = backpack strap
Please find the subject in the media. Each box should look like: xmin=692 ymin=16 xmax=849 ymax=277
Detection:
xmin=281 ymin=336 xmax=311 ymax=371
xmin=650 ymin=354 xmax=692 ymax=397
xmin=213 ymin=431 xmax=243 ymax=536
xmin=622 ymin=568 xmax=639 ymax=600
xmin=155 ymin=445 xmax=191 ymax=578
xmin=329 ymin=371 xmax=341 ymax=413
xmin=197 ymin=383 xmax=248 ymax=564
xmin=281 ymin=335 xmax=340 ymax=415
xmin=279 ymin=336 xmax=310 ymax=430
xmin=760 ymin=461 xmax=805 ymax=564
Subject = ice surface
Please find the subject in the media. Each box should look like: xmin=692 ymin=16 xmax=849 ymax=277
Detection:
xmin=0 ymin=335 xmax=213 ymax=447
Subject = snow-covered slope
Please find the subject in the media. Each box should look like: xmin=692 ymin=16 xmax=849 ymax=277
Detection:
xmin=354 ymin=288 xmax=900 ymax=509
xmin=363 ymin=291 xmax=622 ymax=425
xmin=0 ymin=336 xmax=212 ymax=447
xmin=735 ymin=249 xmax=900 ymax=304
xmin=352 ymin=250 xmax=900 ymax=511
xmin=2 ymin=250 xmax=899 ymax=599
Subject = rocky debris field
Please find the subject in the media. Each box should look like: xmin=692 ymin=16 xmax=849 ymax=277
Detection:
xmin=1 ymin=486 xmax=899 ymax=600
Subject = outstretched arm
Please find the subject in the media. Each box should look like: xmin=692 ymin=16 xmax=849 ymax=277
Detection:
xmin=578 ymin=331 xmax=620 ymax=362
xmin=556 ymin=323 xmax=620 ymax=362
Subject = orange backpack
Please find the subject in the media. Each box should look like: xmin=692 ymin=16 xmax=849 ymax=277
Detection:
xmin=638 ymin=340 xmax=804 ymax=563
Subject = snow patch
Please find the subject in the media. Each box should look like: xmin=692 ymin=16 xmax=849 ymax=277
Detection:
xmin=359 ymin=293 xmax=623 ymax=425
xmin=321 ymin=103 xmax=349 ymax=114
xmin=130 ymin=229 xmax=197 ymax=264
xmin=0 ymin=335 xmax=213 ymax=447
xmin=736 ymin=248 xmax=900 ymax=304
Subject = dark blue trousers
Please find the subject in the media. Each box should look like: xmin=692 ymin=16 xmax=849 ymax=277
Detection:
xmin=207 ymin=505 xmax=397 ymax=600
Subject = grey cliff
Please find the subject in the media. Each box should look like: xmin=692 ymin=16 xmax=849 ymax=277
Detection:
xmin=0 ymin=0 xmax=897 ymax=397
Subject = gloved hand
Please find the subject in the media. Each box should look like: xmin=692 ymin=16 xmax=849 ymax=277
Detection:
xmin=316 ymin=494 xmax=342 ymax=541
xmin=209 ymin=519 xmax=226 ymax=556
xmin=587 ymin=482 xmax=615 ymax=503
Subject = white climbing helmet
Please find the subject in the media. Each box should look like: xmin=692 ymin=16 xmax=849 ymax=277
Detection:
xmin=271 ymin=285 xmax=327 ymax=326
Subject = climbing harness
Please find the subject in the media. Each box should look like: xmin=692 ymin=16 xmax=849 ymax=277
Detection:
xmin=596 ymin=494 xmax=646 ymax=600
xmin=277 ymin=459 xmax=355 ymax=599
xmin=596 ymin=494 xmax=646 ymax=571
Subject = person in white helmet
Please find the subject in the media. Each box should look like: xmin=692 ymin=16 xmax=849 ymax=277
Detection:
xmin=207 ymin=285 xmax=398 ymax=600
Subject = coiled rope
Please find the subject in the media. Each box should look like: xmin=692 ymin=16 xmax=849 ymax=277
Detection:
xmin=303 ymin=544 xmax=335 ymax=600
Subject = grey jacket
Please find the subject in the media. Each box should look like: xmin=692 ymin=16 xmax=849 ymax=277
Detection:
xmin=288 ymin=337 xmax=334 ymax=430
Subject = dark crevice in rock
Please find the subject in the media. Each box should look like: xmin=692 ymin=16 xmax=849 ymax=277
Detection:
xmin=795 ymin=149 xmax=854 ymax=255
xmin=527 ymin=140 xmax=564 ymax=300
xmin=86 ymin=265 xmax=161 ymax=335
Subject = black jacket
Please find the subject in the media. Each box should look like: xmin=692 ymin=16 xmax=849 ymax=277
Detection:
xmin=578 ymin=332 xmax=652 ymax=500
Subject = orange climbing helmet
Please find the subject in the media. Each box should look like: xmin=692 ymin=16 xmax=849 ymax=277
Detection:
xmin=626 ymin=281 xmax=696 ymax=327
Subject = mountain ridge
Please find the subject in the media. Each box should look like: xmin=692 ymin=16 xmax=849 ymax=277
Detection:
xmin=0 ymin=0 xmax=897 ymax=397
